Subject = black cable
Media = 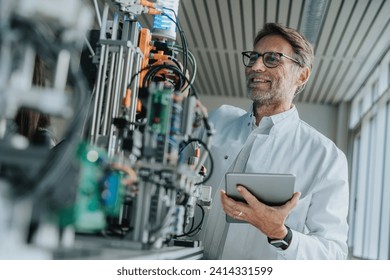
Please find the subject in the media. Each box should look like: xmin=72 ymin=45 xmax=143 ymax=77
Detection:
xmin=170 ymin=45 xmax=196 ymax=94
xmin=127 ymin=64 xmax=155 ymax=89
xmin=178 ymin=138 xmax=214 ymax=185
xmin=141 ymin=63 xmax=190 ymax=93
xmin=174 ymin=203 xmax=205 ymax=238
xmin=190 ymin=203 xmax=205 ymax=236
xmin=145 ymin=64 xmax=182 ymax=88
xmin=169 ymin=56 xmax=183 ymax=70
xmin=127 ymin=63 xmax=189 ymax=94
xmin=161 ymin=8 xmax=188 ymax=76
xmin=186 ymin=214 xmax=195 ymax=234
xmin=125 ymin=32 xmax=193 ymax=97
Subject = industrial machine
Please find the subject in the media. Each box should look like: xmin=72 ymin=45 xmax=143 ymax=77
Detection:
xmin=0 ymin=0 xmax=213 ymax=259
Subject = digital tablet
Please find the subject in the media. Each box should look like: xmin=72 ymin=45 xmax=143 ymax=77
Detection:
xmin=225 ymin=172 xmax=295 ymax=223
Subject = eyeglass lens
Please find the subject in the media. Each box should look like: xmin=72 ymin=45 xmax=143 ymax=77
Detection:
xmin=244 ymin=52 xmax=281 ymax=68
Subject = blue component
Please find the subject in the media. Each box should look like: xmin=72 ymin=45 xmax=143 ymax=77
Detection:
xmin=152 ymin=0 xmax=180 ymax=40
xmin=101 ymin=172 xmax=119 ymax=207
xmin=153 ymin=15 xmax=172 ymax=30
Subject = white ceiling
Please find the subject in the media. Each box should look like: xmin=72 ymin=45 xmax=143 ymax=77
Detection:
xmin=93 ymin=0 xmax=390 ymax=105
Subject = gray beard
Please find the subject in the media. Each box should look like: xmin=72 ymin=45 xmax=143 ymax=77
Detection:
xmin=247 ymin=88 xmax=278 ymax=106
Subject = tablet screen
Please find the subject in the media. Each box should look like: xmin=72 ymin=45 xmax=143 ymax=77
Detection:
xmin=225 ymin=172 xmax=295 ymax=223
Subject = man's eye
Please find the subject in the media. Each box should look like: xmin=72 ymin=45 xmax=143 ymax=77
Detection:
xmin=265 ymin=53 xmax=279 ymax=64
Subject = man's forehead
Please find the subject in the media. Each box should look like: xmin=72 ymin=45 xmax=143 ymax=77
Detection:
xmin=254 ymin=34 xmax=293 ymax=53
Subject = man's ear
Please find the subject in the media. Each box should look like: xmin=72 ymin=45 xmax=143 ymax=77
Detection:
xmin=297 ymin=66 xmax=310 ymax=87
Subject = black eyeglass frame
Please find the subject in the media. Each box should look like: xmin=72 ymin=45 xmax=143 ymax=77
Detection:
xmin=241 ymin=51 xmax=303 ymax=68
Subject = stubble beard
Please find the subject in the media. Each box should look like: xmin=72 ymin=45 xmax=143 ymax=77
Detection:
xmin=246 ymin=79 xmax=292 ymax=107
xmin=247 ymin=83 xmax=286 ymax=106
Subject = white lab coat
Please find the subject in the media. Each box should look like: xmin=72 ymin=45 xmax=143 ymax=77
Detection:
xmin=199 ymin=104 xmax=349 ymax=260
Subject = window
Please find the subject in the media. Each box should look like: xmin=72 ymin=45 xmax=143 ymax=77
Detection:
xmin=371 ymin=80 xmax=379 ymax=103
xmin=378 ymin=101 xmax=390 ymax=259
xmin=349 ymin=92 xmax=390 ymax=259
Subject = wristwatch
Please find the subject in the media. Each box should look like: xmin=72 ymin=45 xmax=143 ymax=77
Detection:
xmin=267 ymin=225 xmax=292 ymax=250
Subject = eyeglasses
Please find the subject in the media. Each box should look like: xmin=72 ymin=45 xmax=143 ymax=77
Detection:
xmin=241 ymin=51 xmax=302 ymax=68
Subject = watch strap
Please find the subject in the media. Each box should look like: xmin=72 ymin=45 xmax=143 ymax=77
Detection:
xmin=267 ymin=225 xmax=292 ymax=250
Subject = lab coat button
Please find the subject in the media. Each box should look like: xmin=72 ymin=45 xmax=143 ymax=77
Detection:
xmin=224 ymin=155 xmax=229 ymax=160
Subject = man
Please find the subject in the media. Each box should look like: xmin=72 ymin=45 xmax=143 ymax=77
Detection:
xmin=199 ymin=23 xmax=349 ymax=259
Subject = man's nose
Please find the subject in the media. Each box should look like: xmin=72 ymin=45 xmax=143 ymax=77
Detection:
xmin=251 ymin=56 xmax=267 ymax=72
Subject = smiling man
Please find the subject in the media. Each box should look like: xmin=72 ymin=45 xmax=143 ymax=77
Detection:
xmin=198 ymin=23 xmax=349 ymax=260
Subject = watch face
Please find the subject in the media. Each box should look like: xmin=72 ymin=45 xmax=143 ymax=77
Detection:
xmin=270 ymin=240 xmax=289 ymax=248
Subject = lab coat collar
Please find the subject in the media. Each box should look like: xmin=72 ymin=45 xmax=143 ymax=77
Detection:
xmin=248 ymin=103 xmax=299 ymax=133
xmin=268 ymin=105 xmax=298 ymax=125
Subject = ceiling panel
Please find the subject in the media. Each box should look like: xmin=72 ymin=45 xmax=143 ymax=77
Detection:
xmin=91 ymin=0 xmax=390 ymax=105
xmin=242 ymin=0 xmax=254 ymax=50
xmin=278 ymin=0 xmax=291 ymax=26
xmin=266 ymin=0 xmax=278 ymax=23
xmin=315 ymin=0 xmax=356 ymax=103
xmin=341 ymin=0 xmax=390 ymax=101
xmin=288 ymin=0 xmax=304 ymax=30
xmin=304 ymin=0 xmax=343 ymax=103
xmin=205 ymin=0 xmax=226 ymax=50
xmin=253 ymin=0 xmax=266 ymax=34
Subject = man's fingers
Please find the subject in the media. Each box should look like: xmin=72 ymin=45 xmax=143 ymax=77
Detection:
xmin=237 ymin=185 xmax=265 ymax=208
xmin=282 ymin=192 xmax=301 ymax=212
xmin=220 ymin=189 xmax=249 ymax=216
xmin=220 ymin=189 xmax=237 ymax=211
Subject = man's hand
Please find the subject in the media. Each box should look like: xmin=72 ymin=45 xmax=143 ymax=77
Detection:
xmin=221 ymin=185 xmax=301 ymax=239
